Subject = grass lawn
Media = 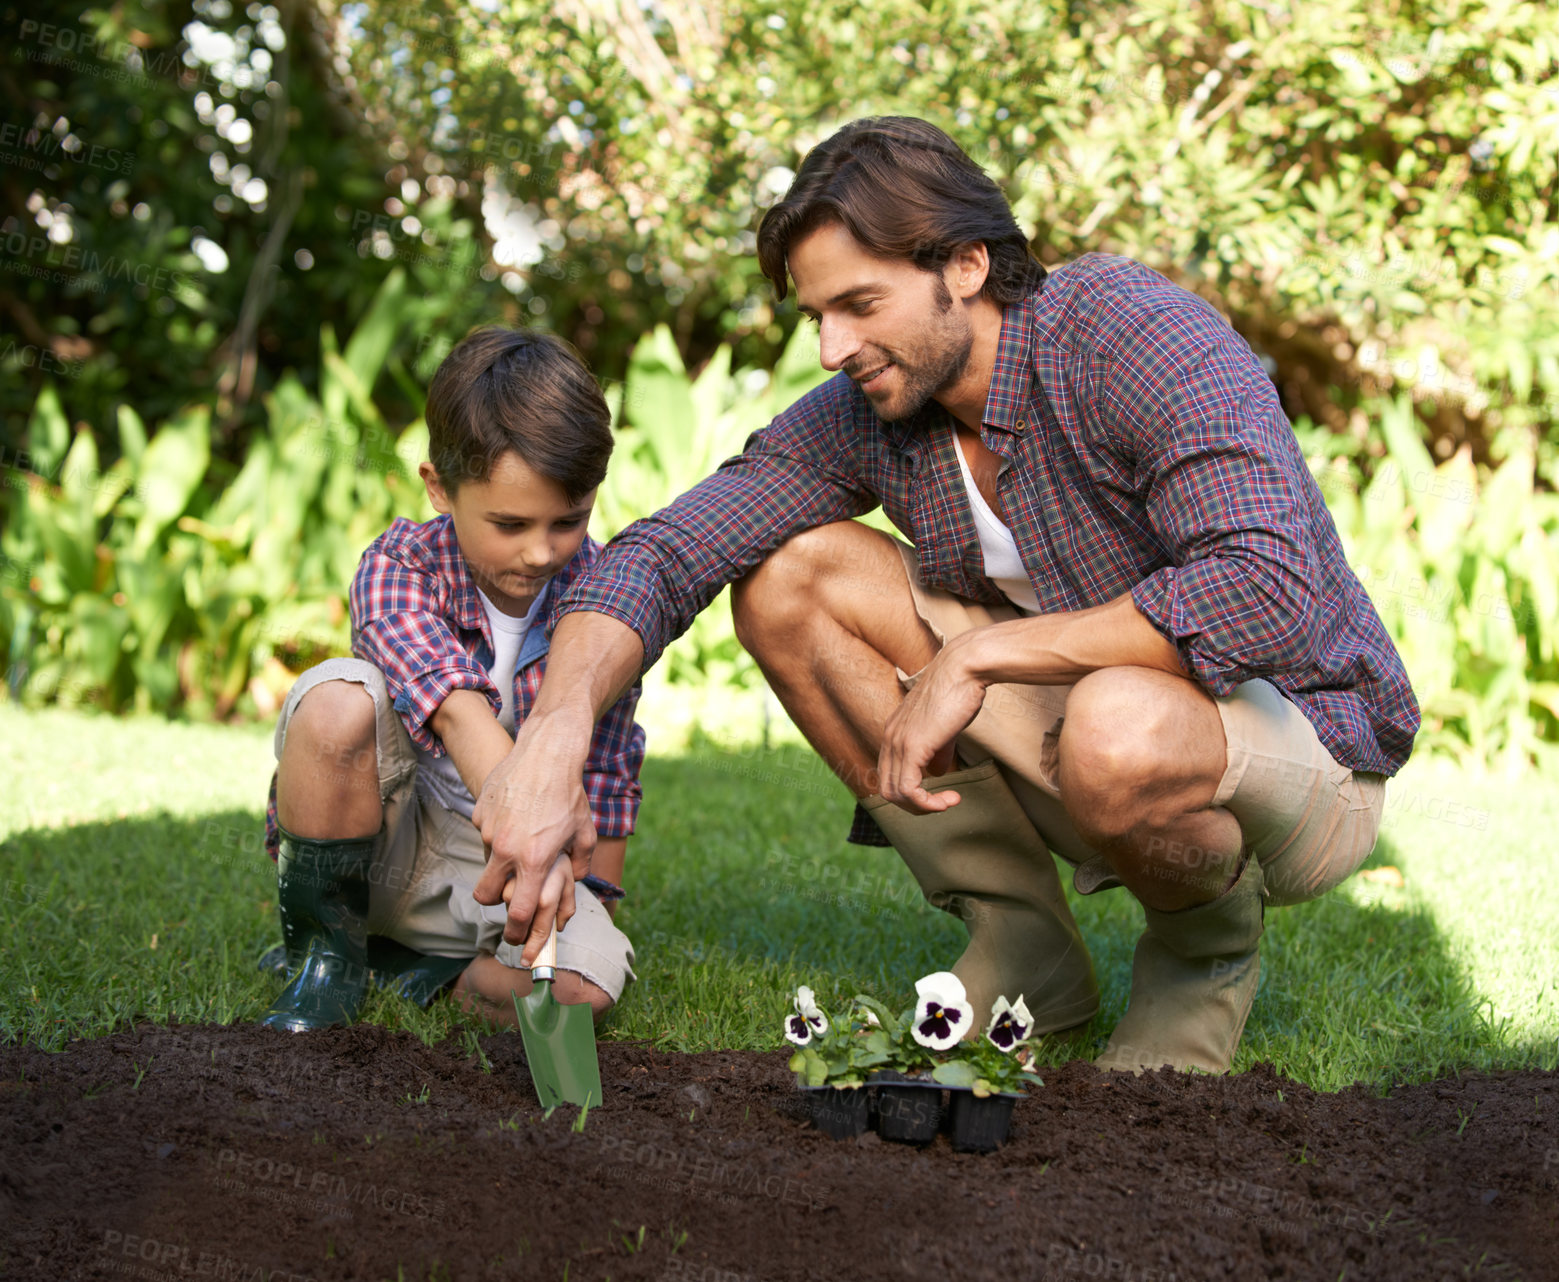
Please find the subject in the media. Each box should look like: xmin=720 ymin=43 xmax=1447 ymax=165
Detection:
xmin=2 ymin=694 xmax=1555 ymax=1093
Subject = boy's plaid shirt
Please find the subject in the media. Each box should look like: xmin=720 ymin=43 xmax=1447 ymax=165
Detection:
xmin=560 ymin=253 xmax=1419 ymax=843
xmin=264 ymin=516 xmax=645 ymax=859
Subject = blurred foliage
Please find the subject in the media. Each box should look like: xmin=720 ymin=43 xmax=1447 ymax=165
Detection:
xmin=0 ymin=0 xmax=508 ymax=463
xmin=2 ymin=0 xmax=1558 ymax=770
xmin=336 ymin=0 xmax=1559 ymax=458
xmin=0 ymin=277 xmax=834 ymax=720
xmin=1301 ymin=398 xmax=1559 ymax=772
xmin=6 ymin=0 xmax=1556 ymax=461
xmin=1 ymin=271 xmax=433 ymax=718
xmin=592 ymin=318 xmax=830 ymax=690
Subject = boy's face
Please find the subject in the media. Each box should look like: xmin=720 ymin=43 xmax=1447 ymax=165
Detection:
xmin=420 ymin=451 xmax=595 ymax=617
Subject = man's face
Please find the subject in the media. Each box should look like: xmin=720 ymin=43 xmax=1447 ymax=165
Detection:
xmin=789 ymin=221 xmax=974 ymax=422
xmin=420 ymin=450 xmax=594 ymax=617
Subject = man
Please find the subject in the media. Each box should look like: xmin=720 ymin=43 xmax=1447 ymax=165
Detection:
xmin=467 ymin=117 xmax=1419 ymax=1073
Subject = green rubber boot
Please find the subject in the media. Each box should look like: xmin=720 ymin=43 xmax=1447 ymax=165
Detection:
xmin=864 ymin=759 xmax=1099 ymax=1036
xmin=1097 ymin=853 xmax=1266 ymax=1074
xmin=259 ymin=829 xmax=375 ymax=1033
xmin=258 ymin=938 xmax=471 ymax=1008
xmin=365 ymin=937 xmax=472 ymax=1007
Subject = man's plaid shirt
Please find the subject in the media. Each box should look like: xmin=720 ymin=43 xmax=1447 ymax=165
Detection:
xmin=561 ymin=253 xmax=1419 ymax=843
xmin=264 ymin=516 xmax=645 ymax=859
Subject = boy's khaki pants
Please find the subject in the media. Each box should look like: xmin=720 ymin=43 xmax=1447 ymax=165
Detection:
xmin=274 ymin=658 xmax=636 ymax=1002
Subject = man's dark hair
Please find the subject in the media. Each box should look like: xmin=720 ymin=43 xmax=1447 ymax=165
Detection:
xmin=756 ymin=116 xmax=1046 ymax=306
xmin=424 ymin=327 xmax=612 ymax=502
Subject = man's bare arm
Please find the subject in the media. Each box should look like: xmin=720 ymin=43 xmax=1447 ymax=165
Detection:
xmin=957 ymin=592 xmax=1185 ymax=687
xmin=469 ymin=612 xmax=645 ymax=962
xmin=878 ymin=593 xmax=1185 ymax=809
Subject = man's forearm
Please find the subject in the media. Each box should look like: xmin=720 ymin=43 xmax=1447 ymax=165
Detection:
xmin=466 ymin=611 xmax=646 ymax=948
xmin=519 ymin=611 xmax=647 ymax=755
xmin=957 ymin=592 xmax=1187 ymax=687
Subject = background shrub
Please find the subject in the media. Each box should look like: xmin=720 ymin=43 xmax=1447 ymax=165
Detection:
xmin=2 ymin=0 xmax=1555 ymax=768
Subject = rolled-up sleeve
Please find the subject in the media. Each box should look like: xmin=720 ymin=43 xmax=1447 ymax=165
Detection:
xmin=1120 ymin=331 xmax=1324 ymax=695
xmin=582 ymin=685 xmax=647 ymax=838
xmin=349 ymin=544 xmax=500 ymax=753
xmin=560 ymin=379 xmax=881 ymax=673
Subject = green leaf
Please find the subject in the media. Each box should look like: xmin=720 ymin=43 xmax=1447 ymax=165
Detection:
xmin=133 ymin=408 xmax=211 ymax=554
xmin=341 ymin=268 xmax=407 ymax=404
xmin=116 ymin=405 xmax=148 ymax=467
xmin=624 ymin=325 xmax=694 ymax=469
xmin=68 ymin=595 xmax=126 ymax=688
xmin=1475 ymin=449 xmax=1534 ymax=559
xmin=59 ymin=430 xmax=99 ymax=512
xmin=27 ymin=384 xmax=70 ymax=477
xmin=931 ymin=1059 xmax=980 ymax=1087
xmin=851 ymin=994 xmax=902 ymax=1041
xmin=1379 ymin=395 xmax=1435 ymax=503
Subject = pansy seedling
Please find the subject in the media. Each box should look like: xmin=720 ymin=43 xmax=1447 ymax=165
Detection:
xmin=911 ymin=971 xmax=974 ymax=1052
xmin=986 ymin=995 xmax=1034 ymax=1052
xmin=851 ymin=994 xmax=902 ymax=1041
xmin=929 ymin=994 xmax=1048 ymax=1097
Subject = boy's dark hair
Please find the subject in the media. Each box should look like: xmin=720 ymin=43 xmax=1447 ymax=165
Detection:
xmin=425 ymin=327 xmax=612 ymax=502
xmin=756 ymin=116 xmax=1046 ymax=306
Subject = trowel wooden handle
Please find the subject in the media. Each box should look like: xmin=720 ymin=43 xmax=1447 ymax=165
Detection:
xmin=531 ymin=921 xmax=558 ymax=981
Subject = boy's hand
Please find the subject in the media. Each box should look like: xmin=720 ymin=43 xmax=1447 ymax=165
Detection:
xmin=471 ymin=734 xmax=596 ymax=962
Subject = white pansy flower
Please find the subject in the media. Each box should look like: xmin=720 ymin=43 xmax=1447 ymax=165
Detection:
xmin=911 ymin=971 xmax=973 ymax=1051
xmin=785 ymin=985 xmax=829 ymax=1045
xmin=985 ymin=995 xmax=1034 ymax=1052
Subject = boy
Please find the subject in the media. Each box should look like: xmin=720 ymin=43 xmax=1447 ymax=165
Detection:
xmin=258 ymin=326 xmax=643 ymax=1033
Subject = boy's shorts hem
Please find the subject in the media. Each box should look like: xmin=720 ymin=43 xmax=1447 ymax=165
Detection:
xmin=490 ymin=889 xmax=636 ymax=1003
xmin=274 ymin=657 xmax=636 ymax=1001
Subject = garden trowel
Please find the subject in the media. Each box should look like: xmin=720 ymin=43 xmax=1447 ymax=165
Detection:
xmin=513 ymin=921 xmax=602 ymax=1109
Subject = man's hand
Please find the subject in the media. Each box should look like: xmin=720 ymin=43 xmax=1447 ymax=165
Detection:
xmin=878 ymin=631 xmax=988 ymax=813
xmin=878 ymin=594 xmax=1189 ymax=813
xmin=463 ymin=610 xmax=644 ymax=961
xmin=471 ymin=727 xmax=596 ymax=964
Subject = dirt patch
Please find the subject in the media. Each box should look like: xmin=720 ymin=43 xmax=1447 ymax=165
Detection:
xmin=2 ymin=1023 xmax=1554 ymax=1280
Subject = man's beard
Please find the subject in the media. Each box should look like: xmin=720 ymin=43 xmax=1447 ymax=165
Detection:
xmin=849 ymin=275 xmax=973 ymax=422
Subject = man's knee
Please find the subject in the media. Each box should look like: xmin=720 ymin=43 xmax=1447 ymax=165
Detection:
xmin=1060 ymin=669 xmax=1178 ymax=782
xmin=1057 ymin=668 xmax=1215 ymax=837
xmin=732 ymin=521 xmax=878 ymax=646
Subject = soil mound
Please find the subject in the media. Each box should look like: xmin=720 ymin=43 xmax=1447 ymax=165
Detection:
xmin=2 ymin=1023 xmax=1553 ymax=1279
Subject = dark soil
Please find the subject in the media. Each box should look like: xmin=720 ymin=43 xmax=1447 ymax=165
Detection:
xmin=2 ymin=1023 xmax=1555 ymax=1281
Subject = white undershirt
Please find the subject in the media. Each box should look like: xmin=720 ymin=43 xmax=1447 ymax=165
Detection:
xmin=415 ymin=585 xmax=545 ymax=818
xmin=951 ymin=431 xmax=1041 ymax=615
